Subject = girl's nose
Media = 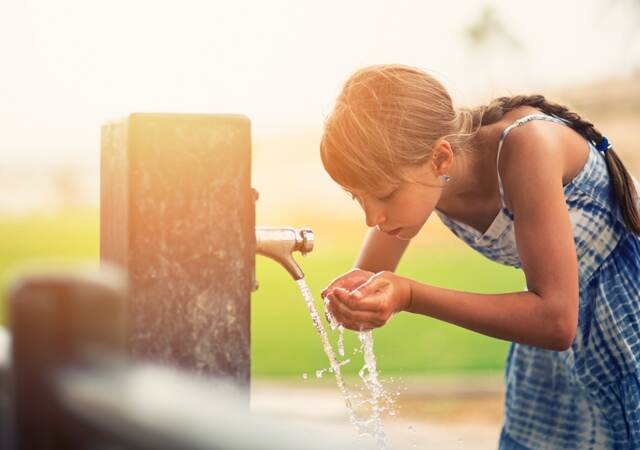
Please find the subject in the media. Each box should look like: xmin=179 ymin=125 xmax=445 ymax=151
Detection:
xmin=365 ymin=207 xmax=386 ymax=228
xmin=359 ymin=196 xmax=386 ymax=228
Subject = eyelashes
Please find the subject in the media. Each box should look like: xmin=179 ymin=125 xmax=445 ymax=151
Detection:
xmin=346 ymin=188 xmax=396 ymax=202
xmin=348 ymin=191 xmax=395 ymax=202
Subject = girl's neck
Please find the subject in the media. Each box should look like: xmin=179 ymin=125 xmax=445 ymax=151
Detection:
xmin=436 ymin=124 xmax=500 ymax=212
xmin=436 ymin=105 xmax=547 ymax=214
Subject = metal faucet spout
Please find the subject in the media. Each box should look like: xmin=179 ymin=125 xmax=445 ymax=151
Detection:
xmin=255 ymin=227 xmax=314 ymax=280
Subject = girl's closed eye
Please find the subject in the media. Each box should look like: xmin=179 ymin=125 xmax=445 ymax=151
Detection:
xmin=347 ymin=188 xmax=395 ymax=202
xmin=378 ymin=190 xmax=396 ymax=201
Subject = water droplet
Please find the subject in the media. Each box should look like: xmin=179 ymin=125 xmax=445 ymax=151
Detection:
xmin=338 ymin=358 xmax=351 ymax=367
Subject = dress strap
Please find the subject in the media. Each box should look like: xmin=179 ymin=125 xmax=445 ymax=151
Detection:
xmin=495 ymin=113 xmax=569 ymax=208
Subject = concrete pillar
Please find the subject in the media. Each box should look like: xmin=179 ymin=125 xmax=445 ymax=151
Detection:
xmin=100 ymin=114 xmax=254 ymax=384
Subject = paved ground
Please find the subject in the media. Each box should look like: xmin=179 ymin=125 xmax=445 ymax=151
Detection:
xmin=251 ymin=373 xmax=505 ymax=450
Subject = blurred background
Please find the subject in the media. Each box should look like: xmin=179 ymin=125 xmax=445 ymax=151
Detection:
xmin=1 ymin=0 xmax=639 ymax=448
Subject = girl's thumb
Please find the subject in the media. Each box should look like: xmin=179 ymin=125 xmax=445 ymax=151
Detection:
xmin=349 ymin=276 xmax=381 ymax=299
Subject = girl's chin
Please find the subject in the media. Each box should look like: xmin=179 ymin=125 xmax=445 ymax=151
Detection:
xmin=396 ymin=223 xmax=424 ymax=240
xmin=395 ymin=228 xmax=413 ymax=240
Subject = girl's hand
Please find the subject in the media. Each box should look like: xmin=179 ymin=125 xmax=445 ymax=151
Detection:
xmin=321 ymin=268 xmax=375 ymax=301
xmin=326 ymin=271 xmax=412 ymax=331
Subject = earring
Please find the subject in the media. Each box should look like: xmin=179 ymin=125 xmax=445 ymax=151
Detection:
xmin=443 ymin=175 xmax=451 ymax=183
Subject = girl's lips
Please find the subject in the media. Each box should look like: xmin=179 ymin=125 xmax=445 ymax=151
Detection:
xmin=387 ymin=227 xmax=402 ymax=236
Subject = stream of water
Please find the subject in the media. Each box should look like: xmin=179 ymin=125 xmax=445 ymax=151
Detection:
xmin=296 ymin=278 xmax=393 ymax=449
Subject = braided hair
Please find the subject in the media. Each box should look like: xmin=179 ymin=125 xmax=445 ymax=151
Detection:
xmin=461 ymin=95 xmax=640 ymax=236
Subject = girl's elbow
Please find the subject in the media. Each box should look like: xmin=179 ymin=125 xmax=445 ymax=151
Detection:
xmin=549 ymin=314 xmax=578 ymax=352
xmin=541 ymin=293 xmax=578 ymax=351
xmin=549 ymin=326 xmax=576 ymax=351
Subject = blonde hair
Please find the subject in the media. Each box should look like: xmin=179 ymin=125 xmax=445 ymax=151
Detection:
xmin=320 ymin=64 xmax=478 ymax=195
xmin=320 ymin=64 xmax=640 ymax=235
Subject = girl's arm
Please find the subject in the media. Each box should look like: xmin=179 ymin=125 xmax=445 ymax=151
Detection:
xmin=353 ymin=226 xmax=411 ymax=273
xmin=328 ymin=122 xmax=580 ymax=351
xmin=331 ymin=271 xmax=575 ymax=351
xmin=405 ymin=280 xmax=573 ymax=351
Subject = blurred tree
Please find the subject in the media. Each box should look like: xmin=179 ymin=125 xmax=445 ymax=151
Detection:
xmin=461 ymin=4 xmax=527 ymax=97
xmin=463 ymin=5 xmax=523 ymax=53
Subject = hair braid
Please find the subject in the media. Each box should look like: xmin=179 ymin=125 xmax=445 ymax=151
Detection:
xmin=468 ymin=94 xmax=639 ymax=236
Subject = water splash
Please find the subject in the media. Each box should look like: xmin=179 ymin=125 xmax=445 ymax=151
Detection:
xmin=323 ymin=295 xmax=338 ymax=329
xmin=314 ymin=281 xmax=399 ymax=448
xmin=357 ymin=330 xmax=388 ymax=448
xmin=323 ymin=293 xmax=346 ymax=357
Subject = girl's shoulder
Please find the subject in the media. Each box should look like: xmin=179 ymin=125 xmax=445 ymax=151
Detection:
xmin=495 ymin=107 xmax=591 ymax=211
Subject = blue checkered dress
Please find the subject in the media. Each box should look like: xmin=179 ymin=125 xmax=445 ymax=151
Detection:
xmin=435 ymin=114 xmax=640 ymax=449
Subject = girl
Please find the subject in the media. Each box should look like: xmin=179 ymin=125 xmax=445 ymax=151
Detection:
xmin=320 ymin=64 xmax=640 ymax=449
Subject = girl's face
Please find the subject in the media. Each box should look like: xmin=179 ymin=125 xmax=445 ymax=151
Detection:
xmin=349 ymin=160 xmax=444 ymax=241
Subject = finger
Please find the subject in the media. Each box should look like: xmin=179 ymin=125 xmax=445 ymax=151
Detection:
xmin=322 ymin=271 xmax=374 ymax=298
xmin=332 ymin=306 xmax=380 ymax=331
xmin=349 ymin=274 xmax=390 ymax=301
xmin=330 ymin=293 xmax=386 ymax=326
xmin=323 ymin=279 xmax=365 ymax=299
xmin=323 ymin=273 xmax=355 ymax=296
xmin=334 ymin=286 xmax=384 ymax=312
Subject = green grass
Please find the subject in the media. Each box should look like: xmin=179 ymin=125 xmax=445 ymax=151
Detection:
xmin=0 ymin=209 xmax=525 ymax=377
xmin=0 ymin=209 xmax=101 ymax=322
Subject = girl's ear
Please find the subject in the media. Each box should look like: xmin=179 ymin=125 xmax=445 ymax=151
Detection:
xmin=430 ymin=138 xmax=454 ymax=176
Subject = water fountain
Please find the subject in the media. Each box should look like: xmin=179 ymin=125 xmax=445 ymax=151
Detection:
xmin=98 ymin=113 xmax=391 ymax=446
xmin=100 ymin=113 xmax=342 ymax=389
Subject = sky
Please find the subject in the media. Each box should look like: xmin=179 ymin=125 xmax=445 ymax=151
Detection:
xmin=0 ymin=0 xmax=638 ymax=170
